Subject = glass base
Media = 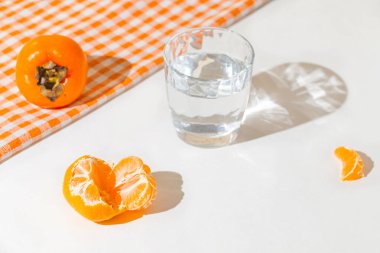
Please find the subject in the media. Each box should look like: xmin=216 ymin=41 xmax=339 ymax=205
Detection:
xmin=176 ymin=129 xmax=238 ymax=148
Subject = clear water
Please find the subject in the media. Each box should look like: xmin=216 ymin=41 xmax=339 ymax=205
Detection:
xmin=166 ymin=53 xmax=251 ymax=146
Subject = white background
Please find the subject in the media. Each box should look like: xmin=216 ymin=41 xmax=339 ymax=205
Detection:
xmin=1 ymin=0 xmax=380 ymax=252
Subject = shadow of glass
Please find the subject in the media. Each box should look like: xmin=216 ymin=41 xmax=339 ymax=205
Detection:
xmin=237 ymin=62 xmax=348 ymax=143
xmin=357 ymin=151 xmax=374 ymax=176
xmin=98 ymin=171 xmax=184 ymax=225
xmin=70 ymin=55 xmax=132 ymax=106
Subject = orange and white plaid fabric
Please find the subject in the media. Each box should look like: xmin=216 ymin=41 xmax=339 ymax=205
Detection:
xmin=0 ymin=0 xmax=268 ymax=163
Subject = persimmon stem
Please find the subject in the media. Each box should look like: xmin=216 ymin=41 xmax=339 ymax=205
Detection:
xmin=36 ymin=60 xmax=67 ymax=101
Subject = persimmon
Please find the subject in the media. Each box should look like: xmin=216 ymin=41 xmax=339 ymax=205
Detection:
xmin=16 ymin=35 xmax=87 ymax=108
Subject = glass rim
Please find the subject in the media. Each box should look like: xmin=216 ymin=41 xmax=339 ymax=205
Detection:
xmin=163 ymin=27 xmax=255 ymax=82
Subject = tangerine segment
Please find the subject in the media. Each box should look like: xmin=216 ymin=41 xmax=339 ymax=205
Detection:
xmin=63 ymin=156 xmax=157 ymax=222
xmin=63 ymin=156 xmax=117 ymax=222
xmin=334 ymin=146 xmax=364 ymax=181
xmin=113 ymin=157 xmax=157 ymax=210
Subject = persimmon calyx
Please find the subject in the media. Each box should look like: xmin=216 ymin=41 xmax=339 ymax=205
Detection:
xmin=36 ymin=60 xmax=68 ymax=101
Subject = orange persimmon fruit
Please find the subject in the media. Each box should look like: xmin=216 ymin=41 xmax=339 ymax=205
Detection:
xmin=334 ymin=146 xmax=364 ymax=181
xmin=63 ymin=156 xmax=157 ymax=222
xmin=16 ymin=35 xmax=87 ymax=108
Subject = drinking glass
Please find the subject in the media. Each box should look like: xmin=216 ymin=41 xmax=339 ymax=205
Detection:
xmin=164 ymin=27 xmax=254 ymax=147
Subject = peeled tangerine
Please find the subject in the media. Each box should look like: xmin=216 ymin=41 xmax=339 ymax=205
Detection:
xmin=63 ymin=156 xmax=157 ymax=222
xmin=334 ymin=146 xmax=364 ymax=181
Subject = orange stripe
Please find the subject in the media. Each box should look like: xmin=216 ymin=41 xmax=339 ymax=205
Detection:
xmin=28 ymin=127 xmax=42 ymax=139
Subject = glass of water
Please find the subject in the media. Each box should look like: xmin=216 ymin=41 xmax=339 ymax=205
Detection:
xmin=164 ymin=27 xmax=254 ymax=147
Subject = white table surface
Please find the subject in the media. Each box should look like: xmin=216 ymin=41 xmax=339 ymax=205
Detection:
xmin=1 ymin=0 xmax=380 ymax=252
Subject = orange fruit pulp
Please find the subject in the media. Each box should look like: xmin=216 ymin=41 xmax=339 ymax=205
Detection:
xmin=334 ymin=146 xmax=364 ymax=181
xmin=63 ymin=155 xmax=157 ymax=222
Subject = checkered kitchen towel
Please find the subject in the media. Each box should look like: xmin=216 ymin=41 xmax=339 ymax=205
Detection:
xmin=0 ymin=0 xmax=268 ymax=162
